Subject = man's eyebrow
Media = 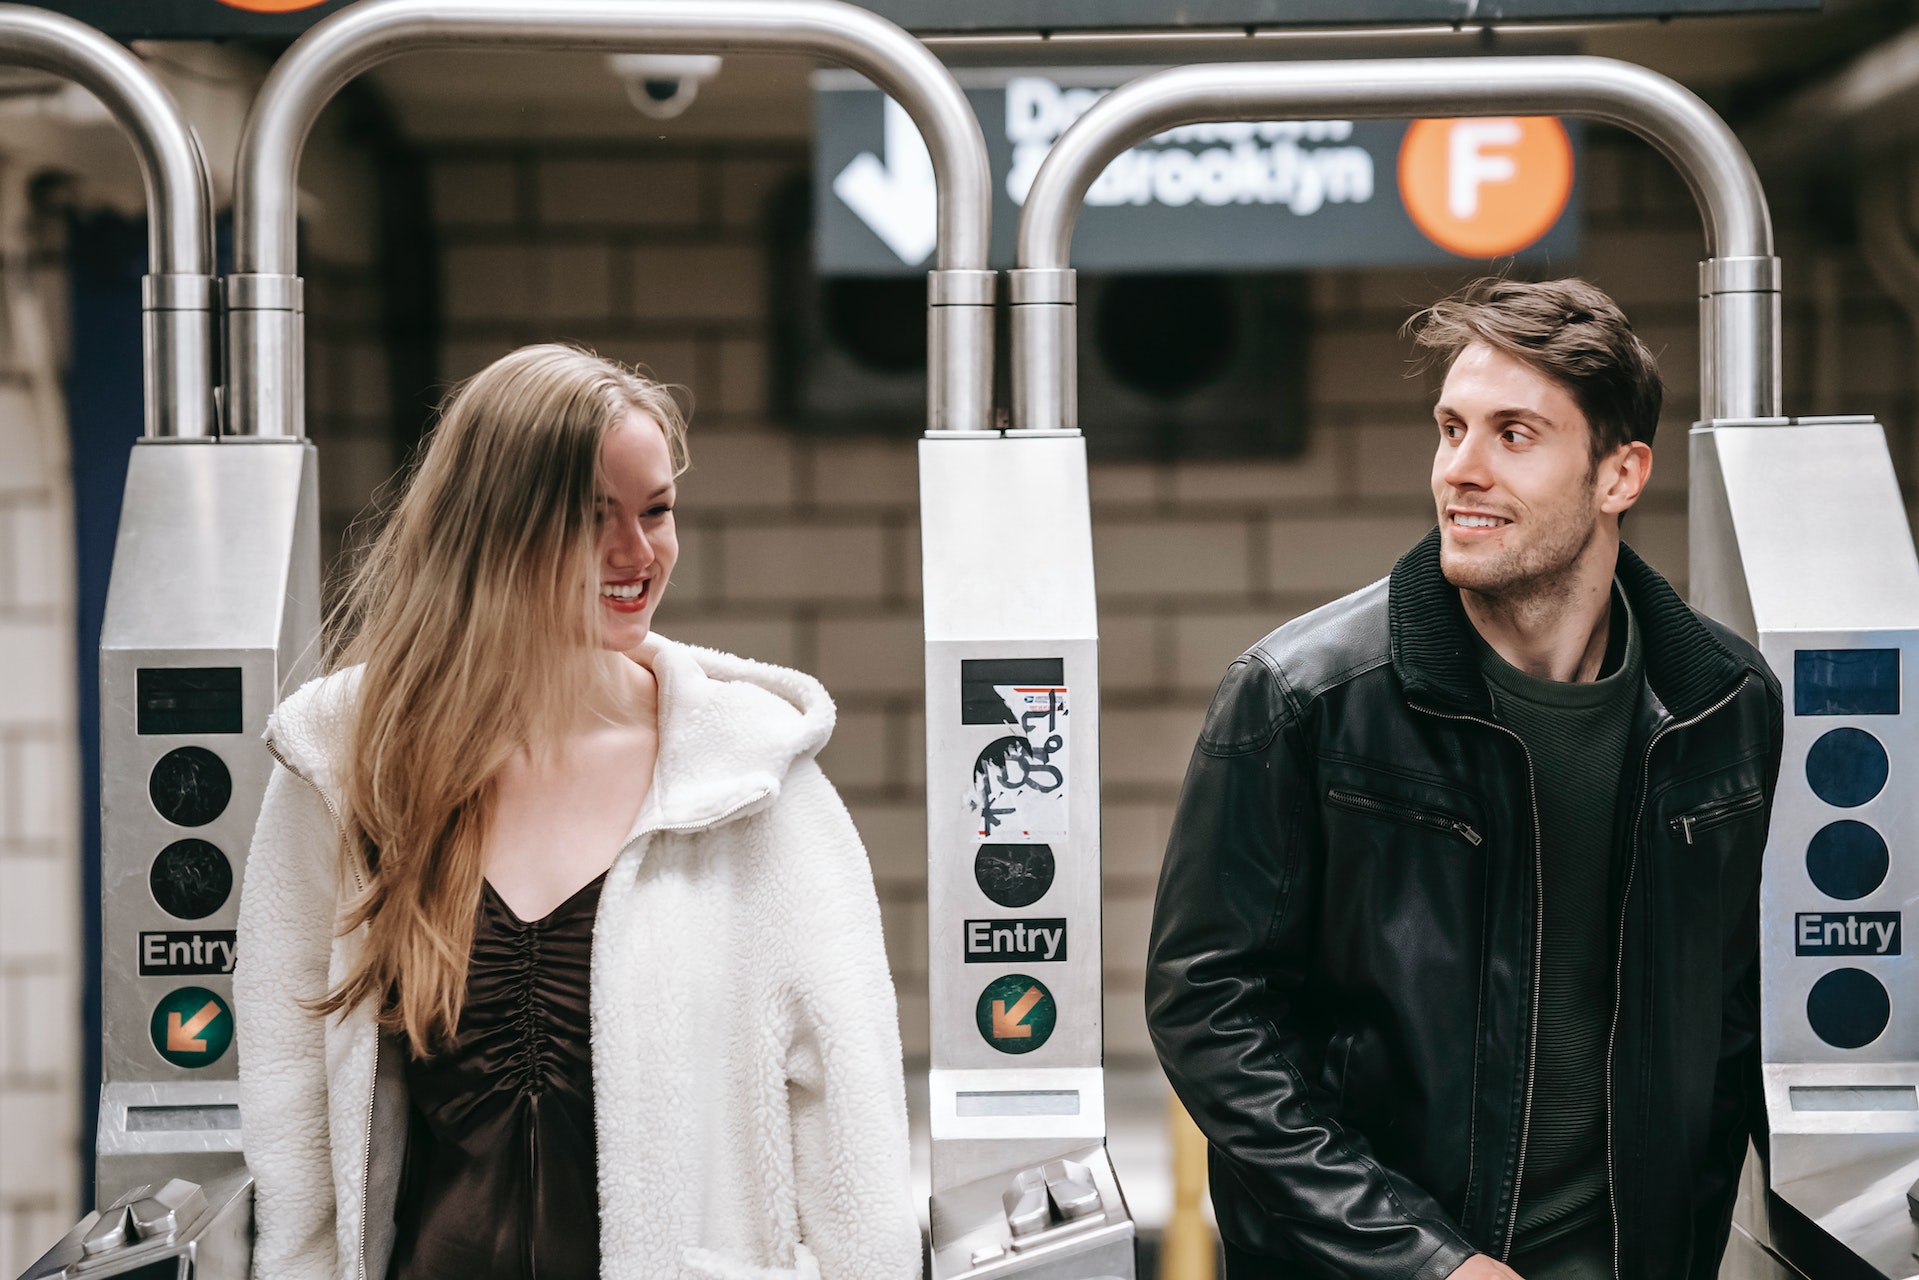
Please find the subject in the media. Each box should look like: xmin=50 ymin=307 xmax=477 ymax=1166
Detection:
xmin=1433 ymin=403 xmax=1557 ymax=426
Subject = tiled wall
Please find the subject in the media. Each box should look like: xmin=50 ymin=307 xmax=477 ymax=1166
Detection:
xmin=320 ymin=130 xmax=1914 ymax=1069
xmin=0 ymin=191 xmax=82 ymax=1271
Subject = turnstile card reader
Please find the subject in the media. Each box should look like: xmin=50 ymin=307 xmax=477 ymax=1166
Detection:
xmin=921 ymin=430 xmax=1135 ymax=1278
xmin=1693 ymin=417 xmax=1919 ymax=1279
xmin=96 ymin=440 xmax=320 ymax=1206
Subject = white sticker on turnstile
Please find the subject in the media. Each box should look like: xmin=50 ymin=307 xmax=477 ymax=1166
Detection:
xmin=964 ymin=684 xmax=1069 ymax=841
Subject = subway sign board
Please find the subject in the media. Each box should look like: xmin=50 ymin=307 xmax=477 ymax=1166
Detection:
xmin=32 ymin=0 xmax=352 ymax=38
xmin=815 ymin=69 xmax=1581 ymax=274
xmin=863 ymin=0 xmax=1814 ymax=27
xmin=46 ymin=0 xmax=1811 ymax=38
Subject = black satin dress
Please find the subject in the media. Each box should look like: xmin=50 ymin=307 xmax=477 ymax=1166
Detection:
xmin=388 ymin=872 xmax=606 ymax=1280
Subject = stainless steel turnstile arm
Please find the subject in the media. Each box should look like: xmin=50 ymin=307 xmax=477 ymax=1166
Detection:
xmin=229 ymin=0 xmax=995 ymax=438
xmin=0 ymin=3 xmax=216 ymax=438
xmin=1011 ymin=56 xmax=1780 ymax=434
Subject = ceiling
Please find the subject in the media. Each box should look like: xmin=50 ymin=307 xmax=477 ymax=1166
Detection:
xmin=360 ymin=0 xmax=1911 ymax=145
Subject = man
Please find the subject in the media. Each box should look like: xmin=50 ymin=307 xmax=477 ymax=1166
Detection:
xmin=1146 ymin=278 xmax=1781 ymax=1280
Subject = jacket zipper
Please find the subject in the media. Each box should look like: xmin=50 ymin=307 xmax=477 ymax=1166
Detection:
xmin=1409 ymin=705 xmax=1541 ymax=1260
xmin=1325 ymin=787 xmax=1484 ymax=846
xmin=1605 ymin=676 xmax=1752 ymax=1280
xmin=264 ymin=736 xmax=375 ymax=1280
xmin=1666 ymin=788 xmax=1763 ymax=845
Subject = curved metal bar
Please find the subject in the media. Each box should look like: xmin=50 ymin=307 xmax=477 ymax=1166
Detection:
xmin=1018 ymin=56 xmax=1769 ymax=269
xmin=0 ymin=4 xmax=212 ymax=275
xmin=1013 ymin=56 xmax=1778 ymax=428
xmin=0 ymin=4 xmax=216 ymax=437
xmin=236 ymin=0 xmax=989 ymax=276
xmin=230 ymin=0 xmax=992 ymax=437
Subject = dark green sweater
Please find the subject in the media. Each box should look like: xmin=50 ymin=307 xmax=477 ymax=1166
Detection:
xmin=1473 ymin=585 xmax=1642 ymax=1277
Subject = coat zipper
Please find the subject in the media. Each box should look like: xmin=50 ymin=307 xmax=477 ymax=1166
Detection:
xmin=1409 ymin=704 xmax=1541 ymax=1260
xmin=264 ymin=736 xmax=375 ymax=1280
xmin=1666 ymin=788 xmax=1763 ymax=845
xmin=1605 ymin=676 xmax=1751 ymax=1280
xmin=1325 ymin=787 xmax=1484 ymax=846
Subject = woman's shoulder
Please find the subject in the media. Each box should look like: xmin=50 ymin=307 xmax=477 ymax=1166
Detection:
xmin=264 ymin=665 xmax=364 ymax=792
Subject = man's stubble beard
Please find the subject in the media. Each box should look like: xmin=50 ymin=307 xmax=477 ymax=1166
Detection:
xmin=1440 ymin=491 xmax=1604 ymax=625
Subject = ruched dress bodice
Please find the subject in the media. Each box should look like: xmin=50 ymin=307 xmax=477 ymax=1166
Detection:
xmin=389 ymin=873 xmax=605 ymax=1280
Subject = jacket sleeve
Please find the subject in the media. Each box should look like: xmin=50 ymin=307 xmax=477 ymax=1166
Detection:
xmin=780 ymin=760 xmax=922 ymax=1280
xmin=233 ymin=761 xmax=341 ymax=1280
xmin=1688 ymin=681 xmax=1783 ymax=1280
xmin=1146 ymin=656 xmax=1477 ymax=1280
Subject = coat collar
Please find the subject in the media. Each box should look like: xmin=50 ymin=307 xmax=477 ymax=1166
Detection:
xmin=1387 ymin=527 xmax=1749 ymax=722
xmin=637 ymin=632 xmax=835 ymax=832
xmin=264 ymin=633 xmax=836 ymax=839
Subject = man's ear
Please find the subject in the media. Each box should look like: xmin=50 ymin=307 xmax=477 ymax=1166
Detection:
xmin=1599 ymin=440 xmax=1652 ymax=516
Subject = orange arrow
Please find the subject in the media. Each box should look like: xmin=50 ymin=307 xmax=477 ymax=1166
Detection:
xmin=992 ymin=986 xmax=1045 ymax=1039
xmin=167 ymin=1001 xmax=223 ymax=1053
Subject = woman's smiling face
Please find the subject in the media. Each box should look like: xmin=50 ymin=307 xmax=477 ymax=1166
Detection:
xmin=594 ymin=407 xmax=678 ymax=651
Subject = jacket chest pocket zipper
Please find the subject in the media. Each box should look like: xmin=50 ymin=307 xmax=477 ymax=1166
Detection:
xmin=1667 ymin=788 xmax=1763 ymax=844
xmin=1325 ymin=787 xmax=1483 ymax=847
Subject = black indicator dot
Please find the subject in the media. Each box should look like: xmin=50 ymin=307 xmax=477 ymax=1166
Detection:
xmin=974 ymin=843 xmax=1056 ymax=909
xmin=1806 ymin=967 xmax=1891 ymax=1050
xmin=149 ymin=840 xmax=233 ymax=920
xmin=1805 ymin=821 xmax=1890 ymax=901
xmin=1804 ymin=728 xmax=1889 ymax=809
xmin=148 ymin=747 xmax=232 ymax=827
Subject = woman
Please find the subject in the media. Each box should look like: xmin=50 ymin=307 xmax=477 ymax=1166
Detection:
xmin=234 ymin=344 xmax=918 ymax=1280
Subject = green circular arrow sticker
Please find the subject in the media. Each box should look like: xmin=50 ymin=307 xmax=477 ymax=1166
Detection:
xmin=976 ymin=973 xmax=1056 ymax=1054
xmin=150 ymin=986 xmax=232 ymax=1068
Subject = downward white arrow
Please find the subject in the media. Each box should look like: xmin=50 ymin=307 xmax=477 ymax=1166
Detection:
xmin=832 ymin=95 xmax=937 ymax=266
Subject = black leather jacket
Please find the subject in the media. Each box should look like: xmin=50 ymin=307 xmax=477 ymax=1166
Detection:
xmin=1146 ymin=532 xmax=1782 ymax=1280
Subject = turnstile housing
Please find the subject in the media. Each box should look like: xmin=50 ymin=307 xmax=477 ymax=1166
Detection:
xmin=920 ymin=430 xmax=1134 ymax=1279
xmin=95 ymin=439 xmax=319 ymax=1205
xmin=1693 ymin=416 xmax=1919 ymax=1279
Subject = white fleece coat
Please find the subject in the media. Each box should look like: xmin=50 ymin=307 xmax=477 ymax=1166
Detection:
xmin=233 ymin=635 xmax=920 ymax=1280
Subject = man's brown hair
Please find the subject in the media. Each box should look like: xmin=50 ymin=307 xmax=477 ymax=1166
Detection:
xmin=1407 ymin=277 xmax=1663 ymax=463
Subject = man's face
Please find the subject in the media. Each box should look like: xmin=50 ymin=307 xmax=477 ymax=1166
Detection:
xmin=1430 ymin=342 xmax=1645 ymax=601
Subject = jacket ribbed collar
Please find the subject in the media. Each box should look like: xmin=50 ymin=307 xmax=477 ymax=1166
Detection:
xmin=1387 ymin=526 xmax=1749 ymax=722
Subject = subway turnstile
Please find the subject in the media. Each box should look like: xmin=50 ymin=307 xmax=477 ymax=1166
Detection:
xmin=93 ymin=440 xmax=320 ymax=1207
xmin=1693 ymin=417 xmax=1919 ymax=1280
xmin=921 ymin=429 xmax=1135 ymax=1280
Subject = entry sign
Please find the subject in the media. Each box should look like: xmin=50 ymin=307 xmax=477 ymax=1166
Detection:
xmin=815 ymin=70 xmax=1580 ymax=273
xmin=150 ymin=987 xmax=233 ymax=1069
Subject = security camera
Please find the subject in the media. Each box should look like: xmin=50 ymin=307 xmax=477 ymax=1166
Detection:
xmin=608 ymin=53 xmax=722 ymax=121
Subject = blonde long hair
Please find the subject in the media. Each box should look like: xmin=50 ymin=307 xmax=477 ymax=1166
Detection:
xmin=314 ymin=344 xmax=689 ymax=1056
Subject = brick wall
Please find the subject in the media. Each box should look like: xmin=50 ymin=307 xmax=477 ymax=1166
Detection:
xmin=0 ymin=178 xmax=82 ymax=1274
xmin=417 ymin=130 xmax=1914 ymax=1067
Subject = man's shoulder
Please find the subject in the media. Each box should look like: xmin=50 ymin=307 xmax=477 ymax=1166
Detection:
xmin=1199 ymin=579 xmax=1393 ymax=754
xmin=1245 ymin=576 xmax=1394 ymax=701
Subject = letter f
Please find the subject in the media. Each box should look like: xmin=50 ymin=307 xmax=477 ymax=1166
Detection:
xmin=1448 ymin=119 xmax=1522 ymax=219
